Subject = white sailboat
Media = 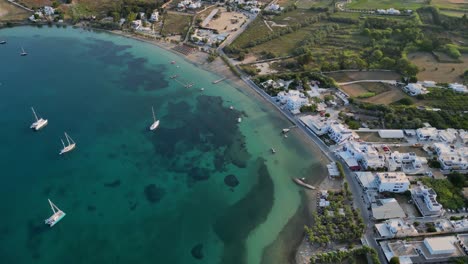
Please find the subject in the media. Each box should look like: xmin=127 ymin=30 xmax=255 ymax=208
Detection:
xmin=59 ymin=132 xmax=76 ymax=155
xmin=149 ymin=106 xmax=160 ymax=131
xmin=20 ymin=47 xmax=27 ymax=56
xmin=45 ymin=199 xmax=66 ymax=227
xmin=30 ymin=107 xmax=48 ymax=131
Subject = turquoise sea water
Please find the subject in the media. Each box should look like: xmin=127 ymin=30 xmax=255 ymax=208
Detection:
xmin=0 ymin=26 xmax=326 ymax=264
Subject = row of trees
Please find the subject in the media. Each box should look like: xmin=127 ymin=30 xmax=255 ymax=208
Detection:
xmin=310 ymin=246 xmax=381 ymax=264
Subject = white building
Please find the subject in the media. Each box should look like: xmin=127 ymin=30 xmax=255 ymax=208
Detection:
xmin=375 ymin=218 xmax=418 ymax=238
xmin=178 ymin=0 xmax=201 ymax=9
xmin=261 ymin=79 xmax=284 ymax=90
xmin=376 ymin=8 xmax=401 ymax=15
xmin=438 ymin=128 xmax=458 ymax=143
xmin=375 ymin=172 xmax=410 ymax=193
xmin=411 ymin=182 xmax=443 ymax=215
xmin=277 ymin=90 xmax=309 ymax=112
xmin=416 ymin=127 xmax=438 ymax=141
xmin=43 ymin=6 xmax=55 ymax=16
xmin=328 ymin=123 xmax=354 ymax=144
xmin=341 ymin=141 xmax=385 ymax=170
xmin=433 ymin=142 xmax=468 ymax=170
xmin=449 ymin=83 xmax=468 ymax=93
xmin=403 ymin=83 xmax=428 ymax=96
xmin=424 ymin=237 xmax=457 ymax=255
xmin=419 ymin=80 xmax=436 ymax=88
xmin=149 ymin=10 xmax=159 ymax=22
xmin=299 ymin=115 xmax=330 ymax=136
xmin=386 ymin=151 xmax=427 ymax=172
xmin=131 ymin=20 xmax=142 ymax=29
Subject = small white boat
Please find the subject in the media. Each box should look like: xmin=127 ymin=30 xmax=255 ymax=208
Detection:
xmin=45 ymin=199 xmax=66 ymax=227
xmin=59 ymin=132 xmax=76 ymax=155
xmin=229 ymin=106 xmax=234 ymax=110
xmin=271 ymin=148 xmax=276 ymax=154
xmin=200 ymin=88 xmax=205 ymax=91
xmin=171 ymin=60 xmax=176 ymax=64
xmin=20 ymin=47 xmax=27 ymax=56
xmin=282 ymin=128 xmax=290 ymax=134
xmin=237 ymin=117 xmax=242 ymax=123
xmin=0 ymin=40 xmax=6 ymax=45
xmin=149 ymin=106 xmax=160 ymax=131
xmin=30 ymin=107 xmax=48 ymax=131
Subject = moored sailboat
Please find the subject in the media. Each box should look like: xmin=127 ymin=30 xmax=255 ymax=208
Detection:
xmin=45 ymin=199 xmax=66 ymax=227
xmin=59 ymin=132 xmax=76 ymax=155
xmin=20 ymin=47 xmax=27 ymax=56
xmin=30 ymin=107 xmax=48 ymax=131
xmin=149 ymin=106 xmax=160 ymax=131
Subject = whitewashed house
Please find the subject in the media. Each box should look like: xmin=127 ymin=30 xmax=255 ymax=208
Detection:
xmin=375 ymin=172 xmax=410 ymax=193
xmin=416 ymin=127 xmax=438 ymax=141
xmin=328 ymin=123 xmax=353 ymax=144
xmin=277 ymin=90 xmax=309 ymax=112
xmin=403 ymin=83 xmax=428 ymax=96
xmin=375 ymin=218 xmax=418 ymax=238
xmin=43 ymin=6 xmax=55 ymax=16
xmin=449 ymin=83 xmax=468 ymax=93
xmin=149 ymin=10 xmax=159 ymax=22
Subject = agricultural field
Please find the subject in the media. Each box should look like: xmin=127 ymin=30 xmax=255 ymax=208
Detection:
xmin=326 ymin=71 xmax=401 ymax=83
xmin=161 ymin=13 xmax=192 ymax=37
xmin=16 ymin=0 xmax=51 ymax=9
xmin=340 ymin=82 xmax=410 ymax=104
xmin=440 ymin=10 xmax=468 ymax=18
xmin=296 ymin=0 xmax=335 ymax=9
xmin=408 ymin=52 xmax=468 ymax=83
xmin=346 ymin=0 xmax=427 ymax=10
xmin=0 ymin=1 xmax=30 ymax=21
xmin=432 ymin=0 xmax=468 ymax=10
xmin=229 ymin=17 xmax=271 ymax=48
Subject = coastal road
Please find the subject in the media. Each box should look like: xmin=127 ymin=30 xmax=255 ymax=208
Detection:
xmin=239 ymin=75 xmax=388 ymax=264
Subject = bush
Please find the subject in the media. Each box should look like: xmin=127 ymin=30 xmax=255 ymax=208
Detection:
xmin=357 ymin=92 xmax=376 ymax=98
xmin=442 ymin=44 xmax=462 ymax=59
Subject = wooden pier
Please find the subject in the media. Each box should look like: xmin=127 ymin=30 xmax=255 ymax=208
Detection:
xmin=212 ymin=77 xmax=226 ymax=84
xmin=292 ymin=178 xmax=316 ymax=190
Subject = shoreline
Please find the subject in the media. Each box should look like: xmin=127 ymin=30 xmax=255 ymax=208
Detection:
xmin=107 ymin=29 xmax=333 ymax=264
xmin=0 ymin=24 xmax=332 ymax=263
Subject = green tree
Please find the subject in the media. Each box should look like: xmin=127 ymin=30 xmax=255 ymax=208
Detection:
xmin=390 ymin=256 xmax=400 ymax=264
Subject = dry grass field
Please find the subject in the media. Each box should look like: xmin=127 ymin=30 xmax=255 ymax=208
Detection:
xmin=0 ymin=1 xmax=30 ymax=21
xmin=340 ymin=82 xmax=410 ymax=104
xmin=16 ymin=0 xmax=51 ymax=8
xmin=326 ymin=71 xmax=401 ymax=83
xmin=409 ymin=52 xmax=468 ymax=83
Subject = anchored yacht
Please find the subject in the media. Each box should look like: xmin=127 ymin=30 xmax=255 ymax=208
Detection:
xmin=45 ymin=199 xmax=66 ymax=227
xmin=30 ymin=107 xmax=48 ymax=131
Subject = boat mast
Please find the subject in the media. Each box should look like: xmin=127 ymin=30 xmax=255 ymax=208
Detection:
xmin=64 ymin=132 xmax=71 ymax=146
xmin=152 ymin=106 xmax=156 ymax=122
xmin=61 ymin=138 xmax=66 ymax=148
xmin=48 ymin=199 xmax=57 ymax=213
xmin=21 ymin=47 xmax=25 ymax=53
xmin=66 ymin=133 xmax=75 ymax=144
xmin=31 ymin=107 xmax=39 ymax=121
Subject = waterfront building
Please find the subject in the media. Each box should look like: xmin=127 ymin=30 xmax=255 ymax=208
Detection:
xmin=299 ymin=115 xmax=330 ymax=135
xmin=328 ymin=123 xmax=353 ymax=144
xmin=43 ymin=6 xmax=55 ymax=16
xmin=276 ymin=90 xmax=309 ymax=112
xmin=449 ymin=83 xmax=468 ymax=93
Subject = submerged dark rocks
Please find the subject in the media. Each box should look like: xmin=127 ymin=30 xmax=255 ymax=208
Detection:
xmin=214 ymin=158 xmax=274 ymax=264
xmin=144 ymin=184 xmax=165 ymax=204
xmin=103 ymin=179 xmax=121 ymax=188
xmin=191 ymin=243 xmax=204 ymax=260
xmin=87 ymin=205 xmax=96 ymax=212
xmin=224 ymin=174 xmax=239 ymax=188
